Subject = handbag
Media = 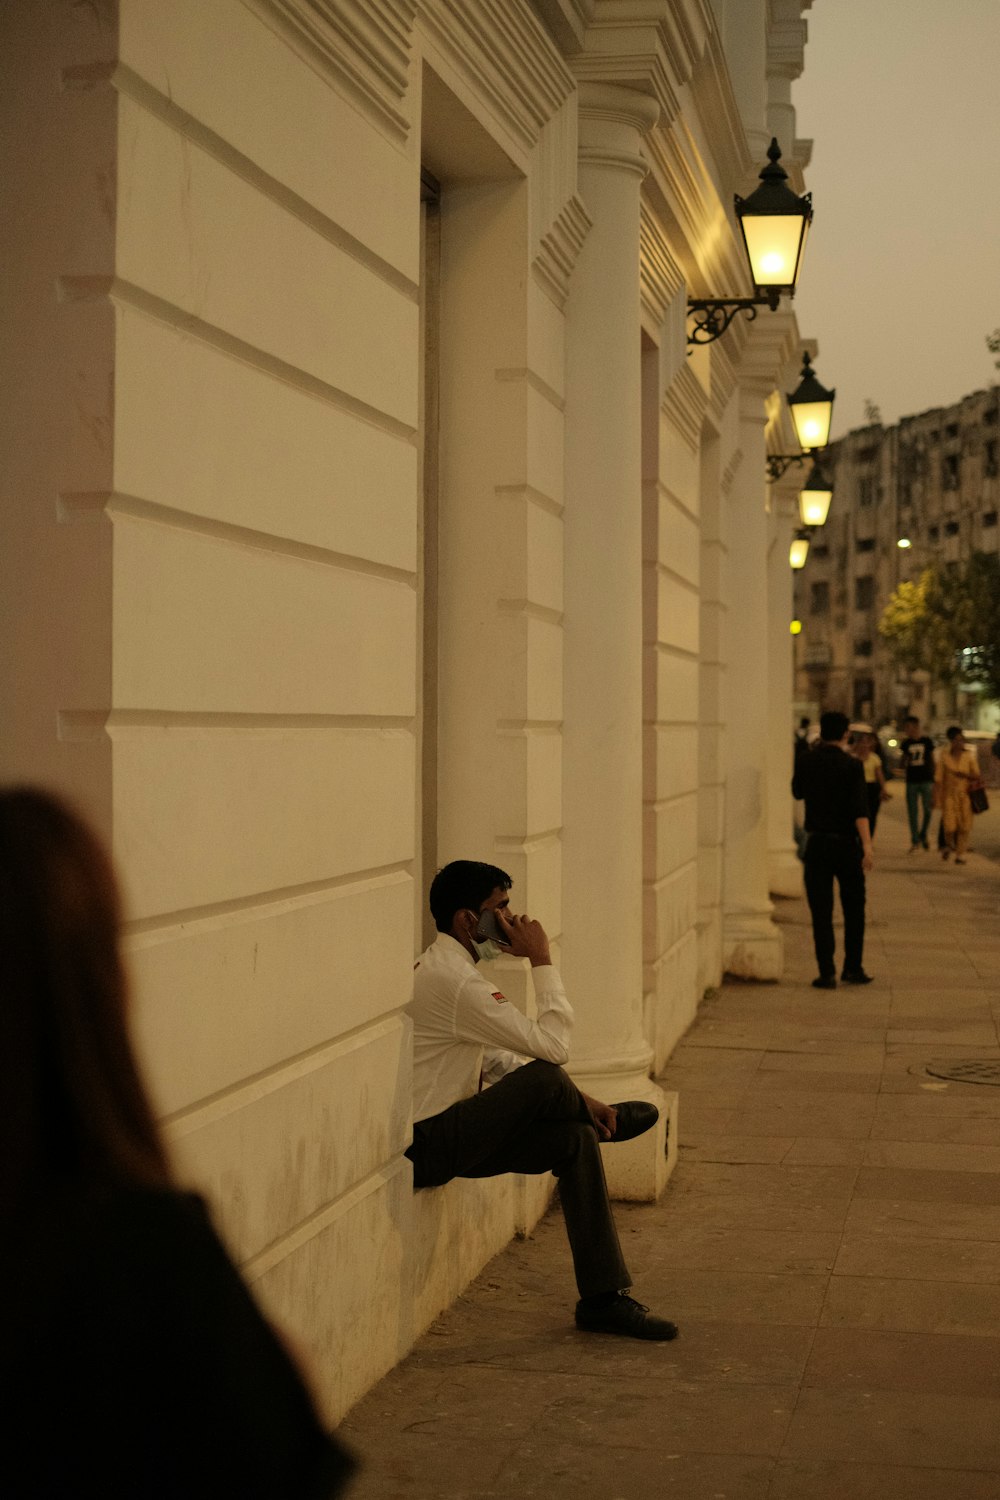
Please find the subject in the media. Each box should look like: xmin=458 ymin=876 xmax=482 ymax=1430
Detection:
xmin=969 ymin=779 xmax=989 ymax=815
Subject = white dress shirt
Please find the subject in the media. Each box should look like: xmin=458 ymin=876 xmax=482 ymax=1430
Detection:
xmin=410 ymin=933 xmax=573 ymax=1124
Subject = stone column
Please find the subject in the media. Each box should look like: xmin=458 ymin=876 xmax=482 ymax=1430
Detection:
xmin=767 ymin=485 xmax=804 ymax=897
xmin=562 ymin=82 xmax=669 ymax=1200
xmin=721 ymin=379 xmax=784 ymax=979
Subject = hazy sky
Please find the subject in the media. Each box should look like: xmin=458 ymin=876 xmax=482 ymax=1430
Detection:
xmin=791 ymin=0 xmax=1000 ymax=439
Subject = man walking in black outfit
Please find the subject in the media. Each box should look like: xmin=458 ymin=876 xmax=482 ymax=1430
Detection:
xmin=792 ymin=710 xmax=875 ymax=989
xmin=405 ymin=860 xmax=677 ymax=1341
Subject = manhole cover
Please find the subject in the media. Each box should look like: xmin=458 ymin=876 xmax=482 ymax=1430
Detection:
xmin=923 ymin=1059 xmax=1000 ymax=1086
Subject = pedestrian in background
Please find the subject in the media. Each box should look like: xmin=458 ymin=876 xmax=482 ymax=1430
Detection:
xmin=792 ymin=710 xmax=874 ymax=990
xmin=0 ymin=787 xmax=354 ymax=1500
xmin=935 ymin=727 xmax=980 ymax=864
xmin=899 ymin=714 xmax=936 ymax=851
xmin=794 ymin=716 xmax=812 ymax=767
xmin=852 ymin=729 xmax=890 ymax=840
xmin=793 ymin=717 xmax=814 ymax=859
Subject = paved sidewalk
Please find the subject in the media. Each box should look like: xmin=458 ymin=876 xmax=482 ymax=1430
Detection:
xmin=340 ymin=797 xmax=1000 ymax=1498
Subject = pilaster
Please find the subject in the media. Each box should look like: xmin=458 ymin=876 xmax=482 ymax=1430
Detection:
xmin=562 ymin=80 xmax=671 ymax=1199
xmin=720 ymin=338 xmax=788 ymax=980
xmin=767 ymin=485 xmax=805 ymax=897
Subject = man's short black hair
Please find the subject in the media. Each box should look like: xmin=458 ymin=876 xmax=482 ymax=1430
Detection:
xmin=799 ymin=716 xmax=810 ymax=730
xmin=429 ymin=860 xmax=512 ymax=933
xmin=903 ymin=714 xmax=919 ymax=727
xmin=819 ymin=710 xmax=849 ymax=742
xmin=945 ymin=724 xmax=962 ymax=741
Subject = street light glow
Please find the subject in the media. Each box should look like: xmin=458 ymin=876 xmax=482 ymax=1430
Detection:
xmin=790 ymin=618 xmax=802 ymax=634
xmin=897 ymin=536 xmax=912 ymax=549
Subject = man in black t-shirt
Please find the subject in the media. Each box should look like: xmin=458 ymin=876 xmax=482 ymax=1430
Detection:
xmin=899 ymin=714 xmax=937 ymax=850
xmin=792 ymin=709 xmax=874 ymax=989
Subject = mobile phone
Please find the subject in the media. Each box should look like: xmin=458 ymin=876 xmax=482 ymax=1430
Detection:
xmin=474 ymin=908 xmax=510 ymax=946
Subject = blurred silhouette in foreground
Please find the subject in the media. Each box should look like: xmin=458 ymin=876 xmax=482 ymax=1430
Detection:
xmin=0 ymin=787 xmax=355 ymax=1500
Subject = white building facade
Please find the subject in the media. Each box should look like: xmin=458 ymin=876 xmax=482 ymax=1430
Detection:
xmin=3 ymin=0 xmax=815 ymax=1417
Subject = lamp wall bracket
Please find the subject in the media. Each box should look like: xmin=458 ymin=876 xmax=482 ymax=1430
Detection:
xmin=766 ymin=453 xmax=809 ymax=482
xmin=686 ymin=290 xmax=781 ymax=347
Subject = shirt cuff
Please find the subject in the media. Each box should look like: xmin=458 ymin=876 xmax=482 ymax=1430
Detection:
xmin=529 ymin=963 xmax=558 ymax=983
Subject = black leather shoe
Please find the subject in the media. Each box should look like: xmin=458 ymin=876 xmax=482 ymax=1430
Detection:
xmin=841 ymin=969 xmax=874 ymax=984
xmin=812 ymin=975 xmax=837 ymax=989
xmin=606 ymin=1100 xmax=659 ymax=1142
xmin=575 ymin=1292 xmax=678 ymax=1341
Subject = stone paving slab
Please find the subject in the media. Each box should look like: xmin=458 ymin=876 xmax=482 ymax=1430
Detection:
xmin=803 ymin=1326 xmax=1000 ymax=1398
xmin=769 ymin=1461 xmax=1000 ymax=1500
xmin=782 ymin=1386 xmax=1000 ymax=1469
xmin=340 ymin=798 xmax=1000 ymax=1497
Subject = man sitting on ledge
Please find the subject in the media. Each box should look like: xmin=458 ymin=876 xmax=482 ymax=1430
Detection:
xmin=405 ymin=860 xmax=677 ymax=1342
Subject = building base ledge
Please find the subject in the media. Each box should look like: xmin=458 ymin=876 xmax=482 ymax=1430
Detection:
xmin=722 ymin=914 xmax=784 ymax=981
xmin=568 ymin=1066 xmax=673 ymax=1201
xmin=768 ymin=846 xmax=804 ymax=898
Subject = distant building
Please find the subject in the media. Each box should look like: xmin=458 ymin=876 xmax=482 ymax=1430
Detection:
xmin=794 ymin=388 xmax=1000 ymax=730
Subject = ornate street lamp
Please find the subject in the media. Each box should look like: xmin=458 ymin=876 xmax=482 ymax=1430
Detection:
xmin=798 ymin=458 xmax=834 ymax=527
xmin=787 ymin=352 xmax=836 ymax=451
xmin=688 ymin=140 xmax=813 ymax=346
xmin=766 ymin=350 xmax=837 ymax=482
xmin=789 ymin=530 xmax=811 ymax=569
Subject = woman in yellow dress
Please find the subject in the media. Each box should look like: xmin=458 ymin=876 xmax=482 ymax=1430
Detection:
xmin=850 ymin=729 xmax=890 ymax=839
xmin=934 ymin=726 xmax=980 ymax=863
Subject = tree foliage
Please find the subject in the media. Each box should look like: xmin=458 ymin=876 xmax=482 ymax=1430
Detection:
xmin=879 ymin=554 xmax=1000 ymax=697
xmin=957 ymin=552 xmax=1000 ymax=700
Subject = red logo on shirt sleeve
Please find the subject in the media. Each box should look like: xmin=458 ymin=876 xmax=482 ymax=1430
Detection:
xmin=491 ymin=991 xmax=507 ymax=1004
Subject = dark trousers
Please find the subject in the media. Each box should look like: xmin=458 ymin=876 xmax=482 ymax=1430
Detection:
xmin=866 ymin=784 xmax=881 ymax=837
xmin=405 ymin=1060 xmax=631 ymax=1299
xmin=803 ymin=832 xmax=866 ymax=977
xmin=905 ymin=781 xmax=934 ymax=844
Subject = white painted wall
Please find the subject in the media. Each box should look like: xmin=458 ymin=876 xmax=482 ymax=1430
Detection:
xmin=1 ymin=0 xmax=815 ymax=1417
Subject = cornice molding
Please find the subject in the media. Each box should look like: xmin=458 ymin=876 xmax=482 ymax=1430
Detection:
xmin=663 ymin=360 xmax=707 ymax=455
xmin=589 ymin=0 xmax=715 ymax=81
xmin=253 ymin=0 xmax=418 ymax=141
xmin=690 ymin=27 xmax=754 ymax=194
xmin=639 ymin=201 xmax=683 ymax=331
xmin=572 ymin=47 xmax=677 ymax=128
xmin=643 ymin=118 xmax=749 ymax=306
xmin=736 ymin=307 xmax=802 ymax=396
xmin=531 ymin=0 xmax=593 ymax=55
xmin=567 ymin=0 xmax=719 ymax=128
xmin=766 ymin=16 xmax=808 ymax=80
xmin=533 ymin=192 xmax=592 ymax=308
xmin=420 ymin=0 xmax=576 ymax=153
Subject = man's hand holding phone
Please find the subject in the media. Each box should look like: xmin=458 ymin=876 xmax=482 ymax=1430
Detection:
xmin=495 ymin=909 xmax=551 ymax=968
